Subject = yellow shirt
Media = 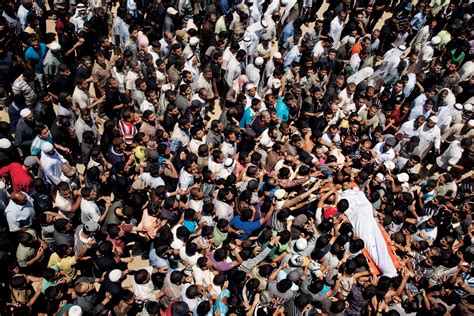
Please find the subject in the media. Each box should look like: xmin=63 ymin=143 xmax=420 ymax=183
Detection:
xmin=48 ymin=253 xmax=79 ymax=279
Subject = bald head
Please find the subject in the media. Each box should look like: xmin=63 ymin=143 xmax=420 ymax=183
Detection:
xmin=11 ymin=191 xmax=27 ymax=205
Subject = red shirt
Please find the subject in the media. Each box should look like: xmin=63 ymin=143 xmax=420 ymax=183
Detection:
xmin=0 ymin=163 xmax=33 ymax=192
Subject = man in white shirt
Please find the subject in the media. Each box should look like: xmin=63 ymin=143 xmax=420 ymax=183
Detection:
xmin=40 ymin=142 xmax=66 ymax=186
xmin=55 ymin=181 xmax=81 ymax=220
xmin=434 ymin=138 xmax=471 ymax=172
xmin=213 ymin=189 xmax=234 ymax=221
xmin=80 ymin=187 xmax=111 ymax=225
xmin=399 ymin=116 xmax=426 ymax=140
xmin=409 ymin=99 xmax=434 ymax=121
xmin=4 ymin=191 xmax=35 ymax=232
xmin=141 ymin=164 xmax=165 ymax=188
xmin=140 ymin=89 xmax=158 ymax=113
xmin=246 ymin=57 xmax=264 ymax=87
xmin=374 ymin=137 xmax=397 ymax=164
xmin=417 ymin=116 xmax=441 ymax=160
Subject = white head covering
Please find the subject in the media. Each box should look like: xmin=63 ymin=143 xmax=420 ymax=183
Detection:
xmin=68 ymin=306 xmax=83 ymax=316
xmin=20 ymin=108 xmax=32 ymax=118
xmin=0 ymin=138 xmax=11 ymax=149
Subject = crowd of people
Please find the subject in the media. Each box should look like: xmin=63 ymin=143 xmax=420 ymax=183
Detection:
xmin=0 ymin=0 xmax=473 ymax=315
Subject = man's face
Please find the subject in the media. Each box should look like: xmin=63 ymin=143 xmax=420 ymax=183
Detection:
xmin=324 ymin=113 xmax=334 ymax=121
xmin=210 ymin=14 xmax=217 ymax=24
xmin=82 ymin=112 xmax=91 ymax=121
xmin=369 ymin=106 xmax=378 ymax=116
xmin=31 ymin=40 xmax=40 ymax=50
xmin=109 ymin=79 xmax=118 ymax=89
xmin=228 ymin=132 xmax=237 ymax=142
xmin=266 ymin=95 xmax=275 ymax=107
xmin=415 ymin=117 xmax=425 ymax=127
xmin=360 ymin=141 xmax=371 ymax=152
xmin=328 ymin=52 xmax=336 ymax=60
xmin=394 ymin=83 xmax=403 ymax=93
xmin=424 ymin=102 xmax=433 ymax=111
xmin=252 ymin=102 xmax=261 ymax=112
xmin=83 ymin=60 xmax=92 ymax=68
xmin=315 ymin=148 xmax=324 ymax=158
xmin=60 ymin=187 xmax=71 ymax=197
xmin=248 ymin=88 xmax=256 ymax=97
xmin=427 ymin=119 xmax=436 ymax=128
xmin=80 ymin=80 xmax=89 ymax=90
xmin=147 ymin=92 xmax=157 ymax=101
xmin=195 ymin=130 xmax=204 ymax=140
xmin=25 ymin=113 xmax=35 ymax=123
xmin=204 ymin=71 xmax=212 ymax=80
xmin=262 ymin=114 xmax=271 ymax=124
xmin=40 ymin=127 xmax=49 ymax=139
xmin=184 ymin=73 xmax=193 ymax=83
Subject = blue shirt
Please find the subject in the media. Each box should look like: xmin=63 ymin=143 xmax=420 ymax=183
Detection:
xmin=210 ymin=289 xmax=230 ymax=315
xmin=230 ymin=216 xmax=262 ymax=240
xmin=239 ymin=107 xmax=255 ymax=128
xmin=24 ymin=43 xmax=47 ymax=74
xmin=275 ymin=97 xmax=289 ymax=122
xmin=183 ymin=219 xmax=198 ymax=233
xmin=280 ymin=21 xmax=295 ymax=46
xmin=410 ymin=13 xmax=426 ymax=31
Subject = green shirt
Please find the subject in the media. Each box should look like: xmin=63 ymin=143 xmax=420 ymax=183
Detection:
xmin=213 ymin=226 xmax=228 ymax=246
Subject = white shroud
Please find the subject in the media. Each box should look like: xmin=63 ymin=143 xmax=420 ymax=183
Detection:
xmin=340 ymin=188 xmax=398 ymax=277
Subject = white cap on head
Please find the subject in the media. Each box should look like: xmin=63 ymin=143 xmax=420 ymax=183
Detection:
xmin=245 ymin=83 xmax=256 ymax=91
xmin=243 ymin=36 xmax=251 ymax=43
xmin=376 ymin=173 xmax=385 ymax=181
xmin=261 ymin=20 xmax=268 ymax=28
xmin=189 ymin=37 xmax=199 ymax=46
xmin=20 ymin=108 xmax=32 ymax=118
xmin=431 ymin=36 xmax=441 ymax=45
xmin=274 ymin=189 xmax=286 ymax=200
xmin=68 ymin=305 xmax=83 ymax=316
xmin=273 ymin=52 xmax=282 ymax=59
xmin=348 ymin=37 xmax=356 ymax=44
xmin=295 ymin=238 xmax=308 ymax=251
xmin=429 ymin=116 xmax=438 ymax=123
xmin=167 ymin=7 xmax=178 ymax=15
xmin=464 ymin=103 xmax=473 ymax=111
xmin=398 ymin=44 xmax=407 ymax=51
xmin=469 ymin=119 xmax=474 ymax=127
xmin=254 ymin=57 xmax=264 ymax=66
xmin=454 ymin=103 xmax=463 ymax=110
xmin=396 ymin=173 xmax=410 ymax=183
xmin=109 ymin=269 xmax=122 ymax=282
xmin=0 ymin=138 xmax=11 ymax=149
xmin=224 ymin=158 xmax=234 ymax=168
xmin=41 ymin=142 xmax=54 ymax=153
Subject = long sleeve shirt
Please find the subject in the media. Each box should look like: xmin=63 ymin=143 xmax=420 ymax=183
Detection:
xmin=40 ymin=152 xmax=66 ymax=185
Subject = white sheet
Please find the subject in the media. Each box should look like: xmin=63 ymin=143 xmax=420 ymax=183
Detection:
xmin=340 ymin=189 xmax=398 ymax=277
